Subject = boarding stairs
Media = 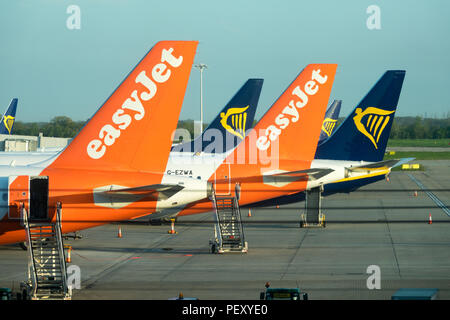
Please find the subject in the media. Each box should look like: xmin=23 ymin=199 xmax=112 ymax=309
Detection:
xmin=209 ymin=190 xmax=248 ymax=253
xmin=20 ymin=202 xmax=71 ymax=300
xmin=300 ymin=186 xmax=326 ymax=228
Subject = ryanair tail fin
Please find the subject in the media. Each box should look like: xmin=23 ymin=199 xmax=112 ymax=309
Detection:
xmin=0 ymin=98 xmax=18 ymax=135
xmin=318 ymin=99 xmax=341 ymax=144
xmin=172 ymin=78 xmax=263 ymax=153
xmin=315 ymin=70 xmax=406 ymax=162
xmin=47 ymin=41 xmax=198 ymax=174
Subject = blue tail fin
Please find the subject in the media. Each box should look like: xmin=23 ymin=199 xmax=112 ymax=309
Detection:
xmin=0 ymin=98 xmax=18 ymax=134
xmin=318 ymin=99 xmax=341 ymax=144
xmin=315 ymin=70 xmax=406 ymax=162
xmin=172 ymin=79 xmax=263 ymax=153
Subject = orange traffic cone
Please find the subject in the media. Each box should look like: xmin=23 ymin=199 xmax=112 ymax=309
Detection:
xmin=66 ymin=246 xmax=72 ymax=263
xmin=414 ymin=191 xmax=418 ymax=197
xmin=428 ymin=214 xmax=432 ymax=225
xmin=276 ymin=205 xmax=279 ymax=209
xmin=118 ymin=226 xmax=122 ymax=238
xmin=386 ymin=176 xmax=390 ymax=182
xmin=168 ymin=219 xmax=177 ymax=234
xmin=248 ymin=208 xmax=252 ymax=217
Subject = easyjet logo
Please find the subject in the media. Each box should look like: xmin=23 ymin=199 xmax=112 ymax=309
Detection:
xmin=256 ymin=69 xmax=328 ymax=151
xmin=87 ymin=47 xmax=183 ymax=159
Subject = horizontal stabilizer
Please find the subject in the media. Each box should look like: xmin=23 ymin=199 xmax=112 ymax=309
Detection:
xmin=269 ymin=168 xmax=334 ymax=181
xmin=214 ymin=168 xmax=334 ymax=185
xmin=50 ymin=183 xmax=187 ymax=209
xmin=347 ymin=158 xmax=414 ymax=172
xmin=104 ymin=183 xmax=184 ymax=200
xmin=392 ymin=157 xmax=415 ymax=168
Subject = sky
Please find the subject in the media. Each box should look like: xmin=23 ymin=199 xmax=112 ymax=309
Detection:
xmin=0 ymin=0 xmax=449 ymax=123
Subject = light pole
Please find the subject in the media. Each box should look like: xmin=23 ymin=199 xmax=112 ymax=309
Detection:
xmin=194 ymin=63 xmax=208 ymax=134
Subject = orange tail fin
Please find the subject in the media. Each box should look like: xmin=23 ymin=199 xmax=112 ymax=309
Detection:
xmin=227 ymin=64 xmax=337 ymax=167
xmin=210 ymin=64 xmax=337 ymax=201
xmin=253 ymin=64 xmax=337 ymax=161
xmin=50 ymin=41 xmax=198 ymax=173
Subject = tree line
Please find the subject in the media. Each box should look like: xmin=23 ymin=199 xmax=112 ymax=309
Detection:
xmin=389 ymin=116 xmax=450 ymax=139
xmin=12 ymin=116 xmax=86 ymax=138
xmin=10 ymin=116 xmax=450 ymax=140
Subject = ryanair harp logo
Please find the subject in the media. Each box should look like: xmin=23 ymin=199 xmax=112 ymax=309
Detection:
xmin=220 ymin=105 xmax=249 ymax=140
xmin=353 ymin=107 xmax=394 ymax=149
xmin=321 ymin=118 xmax=337 ymax=137
xmin=3 ymin=115 xmax=15 ymax=134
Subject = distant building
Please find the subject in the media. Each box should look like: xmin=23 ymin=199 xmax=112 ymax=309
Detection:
xmin=0 ymin=133 xmax=71 ymax=152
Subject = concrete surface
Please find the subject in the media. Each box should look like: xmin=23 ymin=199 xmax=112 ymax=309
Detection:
xmin=0 ymin=160 xmax=448 ymax=300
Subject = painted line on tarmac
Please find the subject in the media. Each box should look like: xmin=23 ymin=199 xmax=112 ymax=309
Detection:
xmin=407 ymin=173 xmax=450 ymax=217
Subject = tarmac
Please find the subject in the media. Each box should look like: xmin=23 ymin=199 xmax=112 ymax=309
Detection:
xmin=386 ymin=147 xmax=449 ymax=152
xmin=0 ymin=160 xmax=449 ymax=300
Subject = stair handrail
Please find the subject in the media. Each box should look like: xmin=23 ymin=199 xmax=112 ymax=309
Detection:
xmin=21 ymin=203 xmax=38 ymax=298
xmin=55 ymin=202 xmax=70 ymax=298
xmin=210 ymin=186 xmax=223 ymax=248
xmin=233 ymin=196 xmax=245 ymax=245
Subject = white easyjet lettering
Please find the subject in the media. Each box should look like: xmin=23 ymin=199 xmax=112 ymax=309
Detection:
xmin=161 ymin=48 xmax=183 ymax=67
xmin=291 ymin=86 xmax=308 ymax=109
xmin=87 ymin=140 xmax=106 ymax=159
xmin=112 ymin=109 xmax=132 ymax=130
xmin=275 ymin=113 xmax=289 ymax=129
xmin=282 ymin=101 xmax=299 ymax=122
xmin=265 ymin=125 xmax=281 ymax=141
xmin=312 ymin=69 xmax=328 ymax=84
xmin=135 ymin=71 xmax=157 ymax=102
xmin=87 ymin=47 xmax=183 ymax=159
xmin=256 ymin=135 xmax=270 ymax=151
xmin=99 ymin=124 xmax=121 ymax=146
xmin=152 ymin=63 xmax=170 ymax=83
xmin=256 ymin=69 xmax=327 ymax=151
xmin=304 ymin=80 xmax=318 ymax=95
xmin=122 ymin=90 xmax=145 ymax=120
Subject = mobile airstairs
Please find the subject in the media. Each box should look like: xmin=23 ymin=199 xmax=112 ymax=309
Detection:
xmin=15 ymin=176 xmax=71 ymax=300
xmin=209 ymin=188 xmax=248 ymax=254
